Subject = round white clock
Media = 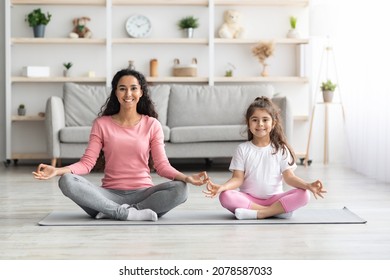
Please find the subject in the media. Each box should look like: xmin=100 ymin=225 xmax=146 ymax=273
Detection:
xmin=125 ymin=14 xmax=152 ymax=38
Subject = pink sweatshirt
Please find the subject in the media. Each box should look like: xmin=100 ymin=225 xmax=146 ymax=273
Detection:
xmin=68 ymin=115 xmax=179 ymax=190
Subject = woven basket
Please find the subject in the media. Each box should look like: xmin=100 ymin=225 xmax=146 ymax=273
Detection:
xmin=172 ymin=58 xmax=197 ymax=77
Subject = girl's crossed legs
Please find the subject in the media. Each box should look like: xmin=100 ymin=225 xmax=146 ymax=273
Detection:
xmin=219 ymin=188 xmax=310 ymax=219
xmin=58 ymin=173 xmax=188 ymax=221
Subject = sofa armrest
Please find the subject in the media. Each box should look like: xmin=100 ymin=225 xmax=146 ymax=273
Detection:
xmin=45 ymin=96 xmax=65 ymax=158
xmin=272 ymin=96 xmax=293 ymax=142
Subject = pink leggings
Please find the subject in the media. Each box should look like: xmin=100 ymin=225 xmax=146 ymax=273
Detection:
xmin=219 ymin=188 xmax=310 ymax=214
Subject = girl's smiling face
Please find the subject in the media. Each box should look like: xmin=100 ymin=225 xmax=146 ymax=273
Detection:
xmin=248 ymin=108 xmax=274 ymax=145
xmin=115 ymin=75 xmax=142 ymax=109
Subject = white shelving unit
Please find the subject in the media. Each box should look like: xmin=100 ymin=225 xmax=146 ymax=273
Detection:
xmin=4 ymin=0 xmax=310 ymax=165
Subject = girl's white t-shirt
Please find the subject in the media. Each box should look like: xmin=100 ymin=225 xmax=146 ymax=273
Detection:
xmin=229 ymin=141 xmax=296 ymax=199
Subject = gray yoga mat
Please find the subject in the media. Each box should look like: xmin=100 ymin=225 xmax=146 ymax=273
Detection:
xmin=38 ymin=207 xmax=366 ymax=226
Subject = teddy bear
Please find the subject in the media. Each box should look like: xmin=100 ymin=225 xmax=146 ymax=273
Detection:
xmin=218 ymin=10 xmax=245 ymax=39
xmin=69 ymin=17 xmax=92 ymax=39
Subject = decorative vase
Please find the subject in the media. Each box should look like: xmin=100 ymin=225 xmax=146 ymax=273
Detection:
xmin=150 ymin=59 xmax=158 ymax=77
xmin=63 ymin=69 xmax=70 ymax=77
xmin=261 ymin=63 xmax=269 ymax=77
xmin=183 ymin=28 xmax=194 ymax=38
xmin=127 ymin=60 xmax=135 ymax=70
xmin=322 ymin=90 xmax=334 ymax=103
xmin=33 ymin=24 xmax=46 ymax=38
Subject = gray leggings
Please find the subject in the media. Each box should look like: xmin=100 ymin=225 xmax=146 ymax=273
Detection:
xmin=58 ymin=173 xmax=188 ymax=220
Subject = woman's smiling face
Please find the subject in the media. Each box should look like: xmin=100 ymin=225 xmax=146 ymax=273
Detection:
xmin=115 ymin=75 xmax=143 ymax=109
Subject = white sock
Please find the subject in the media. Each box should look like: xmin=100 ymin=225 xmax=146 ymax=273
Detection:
xmin=235 ymin=208 xmax=258 ymax=220
xmin=95 ymin=212 xmax=108 ymax=219
xmin=127 ymin=207 xmax=158 ymax=222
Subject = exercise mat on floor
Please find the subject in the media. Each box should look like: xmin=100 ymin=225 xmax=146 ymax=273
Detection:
xmin=38 ymin=207 xmax=366 ymax=226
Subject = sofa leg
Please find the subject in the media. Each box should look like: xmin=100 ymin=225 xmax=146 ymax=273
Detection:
xmin=51 ymin=158 xmax=57 ymax=167
xmin=205 ymin=158 xmax=213 ymax=167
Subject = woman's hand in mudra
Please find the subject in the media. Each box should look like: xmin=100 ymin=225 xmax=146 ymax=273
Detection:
xmin=185 ymin=171 xmax=209 ymax=186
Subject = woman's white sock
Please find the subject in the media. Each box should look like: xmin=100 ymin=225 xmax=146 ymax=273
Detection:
xmin=127 ymin=207 xmax=158 ymax=222
xmin=235 ymin=208 xmax=258 ymax=220
xmin=95 ymin=212 xmax=108 ymax=219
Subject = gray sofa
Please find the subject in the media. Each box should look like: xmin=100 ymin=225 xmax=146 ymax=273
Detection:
xmin=45 ymin=83 xmax=293 ymax=166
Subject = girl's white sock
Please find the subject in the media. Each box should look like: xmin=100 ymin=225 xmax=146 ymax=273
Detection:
xmin=235 ymin=208 xmax=258 ymax=220
xmin=127 ymin=207 xmax=158 ymax=222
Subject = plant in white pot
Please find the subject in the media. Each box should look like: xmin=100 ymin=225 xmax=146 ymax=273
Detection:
xmin=63 ymin=62 xmax=73 ymax=77
xmin=321 ymin=79 xmax=337 ymax=103
xmin=25 ymin=8 xmax=52 ymax=38
xmin=18 ymin=104 xmax=26 ymax=116
xmin=286 ymin=16 xmax=299 ymax=38
xmin=178 ymin=16 xmax=199 ymax=38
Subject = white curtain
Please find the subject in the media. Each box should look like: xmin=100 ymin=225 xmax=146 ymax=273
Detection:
xmin=310 ymin=0 xmax=390 ymax=182
xmin=332 ymin=0 xmax=390 ymax=182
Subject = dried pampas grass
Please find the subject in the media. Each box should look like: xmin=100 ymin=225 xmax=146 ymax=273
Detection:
xmin=252 ymin=40 xmax=275 ymax=64
xmin=251 ymin=40 xmax=275 ymax=76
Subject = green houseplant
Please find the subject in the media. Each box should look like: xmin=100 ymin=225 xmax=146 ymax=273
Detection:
xmin=63 ymin=62 xmax=73 ymax=77
xmin=321 ymin=79 xmax=337 ymax=102
xmin=178 ymin=16 xmax=199 ymax=38
xmin=286 ymin=16 xmax=299 ymax=38
xmin=25 ymin=8 xmax=52 ymax=38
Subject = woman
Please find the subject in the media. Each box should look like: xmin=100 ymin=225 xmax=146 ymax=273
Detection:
xmin=33 ymin=69 xmax=208 ymax=221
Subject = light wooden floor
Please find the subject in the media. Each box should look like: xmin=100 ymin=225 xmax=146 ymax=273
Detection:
xmin=1 ymin=160 xmax=390 ymax=260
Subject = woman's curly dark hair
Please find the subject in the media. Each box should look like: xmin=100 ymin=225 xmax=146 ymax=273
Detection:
xmin=245 ymin=96 xmax=296 ymax=166
xmin=99 ymin=68 xmax=158 ymax=118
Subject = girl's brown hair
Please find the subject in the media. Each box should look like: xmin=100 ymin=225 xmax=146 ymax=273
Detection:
xmin=245 ymin=96 xmax=296 ymax=165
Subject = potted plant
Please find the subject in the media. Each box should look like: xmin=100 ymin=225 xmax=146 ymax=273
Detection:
xmin=63 ymin=62 xmax=73 ymax=77
xmin=18 ymin=104 xmax=26 ymax=116
xmin=25 ymin=8 xmax=52 ymax=38
xmin=321 ymin=79 xmax=337 ymax=102
xmin=178 ymin=16 xmax=199 ymax=38
xmin=286 ymin=16 xmax=299 ymax=38
xmin=225 ymin=62 xmax=236 ymax=77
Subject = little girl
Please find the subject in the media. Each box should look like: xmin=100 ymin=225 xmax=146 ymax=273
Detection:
xmin=204 ymin=96 xmax=326 ymax=219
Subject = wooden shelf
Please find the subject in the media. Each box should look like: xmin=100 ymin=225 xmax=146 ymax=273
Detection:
xmin=12 ymin=0 xmax=105 ymax=5
xmin=214 ymin=76 xmax=309 ymax=83
xmin=147 ymin=76 xmax=208 ymax=83
xmin=11 ymin=38 xmax=106 ymax=44
xmin=12 ymin=115 xmax=45 ymax=122
xmin=214 ymin=38 xmax=309 ymax=45
xmin=294 ymin=115 xmax=309 ymax=121
xmin=214 ymin=0 xmax=309 ymax=6
xmin=113 ymin=38 xmax=208 ymax=44
xmin=113 ymin=0 xmax=209 ymax=6
xmin=11 ymin=76 xmax=106 ymax=83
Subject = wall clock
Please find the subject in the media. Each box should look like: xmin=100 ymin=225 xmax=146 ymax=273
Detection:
xmin=125 ymin=14 xmax=152 ymax=38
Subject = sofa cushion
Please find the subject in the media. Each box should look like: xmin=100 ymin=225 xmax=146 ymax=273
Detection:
xmin=167 ymin=84 xmax=274 ymax=128
xmin=149 ymin=85 xmax=170 ymax=126
xmin=170 ymin=125 xmax=247 ymax=143
xmin=161 ymin=125 xmax=170 ymax=141
xmin=60 ymin=126 xmax=92 ymax=143
xmin=64 ymin=83 xmax=109 ymax=127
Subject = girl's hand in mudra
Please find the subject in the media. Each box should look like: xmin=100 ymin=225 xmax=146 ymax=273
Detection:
xmin=202 ymin=180 xmax=223 ymax=198
xmin=308 ymin=180 xmax=327 ymax=199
